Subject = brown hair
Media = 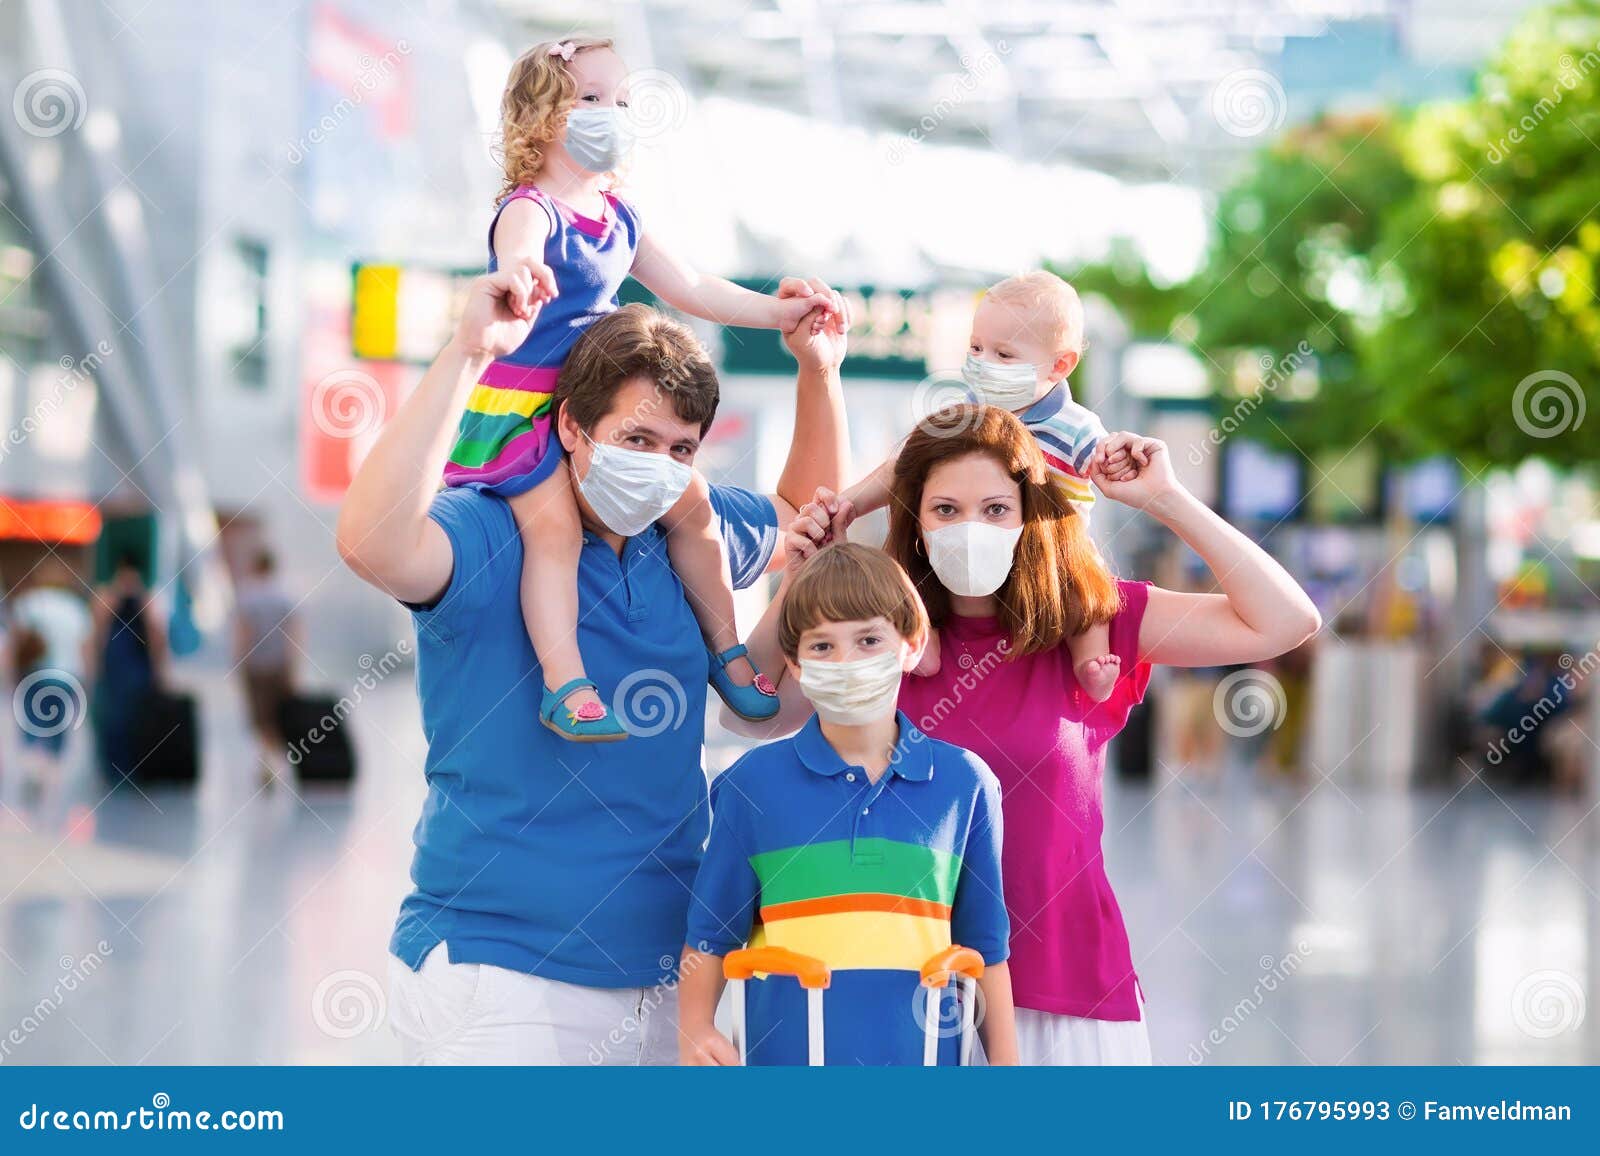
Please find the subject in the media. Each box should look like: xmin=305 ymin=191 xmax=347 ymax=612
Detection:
xmin=553 ymin=304 xmax=720 ymax=437
xmin=497 ymin=36 xmax=616 ymax=200
xmin=884 ymin=405 xmax=1118 ymax=656
xmin=778 ymin=543 xmax=930 ymax=660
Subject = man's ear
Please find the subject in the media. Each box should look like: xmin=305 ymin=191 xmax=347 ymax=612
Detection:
xmin=1052 ymin=349 xmax=1080 ymax=382
xmin=555 ymin=401 xmax=580 ymax=454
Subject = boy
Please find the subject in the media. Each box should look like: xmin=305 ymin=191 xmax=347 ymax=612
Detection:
xmin=844 ymin=271 xmax=1119 ymax=701
xmin=678 ymin=543 xmax=1018 ymax=1065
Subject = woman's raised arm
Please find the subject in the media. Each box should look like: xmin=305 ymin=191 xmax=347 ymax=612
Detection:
xmin=1091 ymin=434 xmax=1322 ymax=667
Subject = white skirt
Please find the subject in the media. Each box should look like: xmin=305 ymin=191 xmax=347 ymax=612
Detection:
xmin=975 ymin=1000 xmax=1152 ymax=1066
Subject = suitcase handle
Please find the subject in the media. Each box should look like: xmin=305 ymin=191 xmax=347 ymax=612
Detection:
xmin=724 ymin=947 xmax=831 ymax=990
xmin=920 ymin=946 xmax=985 ymax=988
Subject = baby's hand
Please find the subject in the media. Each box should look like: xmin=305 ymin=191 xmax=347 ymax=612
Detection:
xmin=774 ymin=276 xmax=841 ymax=334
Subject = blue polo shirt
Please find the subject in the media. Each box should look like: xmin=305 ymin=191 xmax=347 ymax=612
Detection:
xmin=391 ymin=484 xmax=777 ymax=988
xmin=687 ymin=713 xmax=1008 ymax=1065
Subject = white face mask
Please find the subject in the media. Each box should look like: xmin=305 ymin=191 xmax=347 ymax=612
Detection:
xmin=798 ymin=651 xmax=905 ymax=726
xmin=563 ymin=106 xmax=635 ymax=173
xmin=924 ymin=521 xmax=1023 ymax=597
xmin=961 ymin=354 xmax=1043 ymax=412
xmin=573 ymin=435 xmax=692 ymax=537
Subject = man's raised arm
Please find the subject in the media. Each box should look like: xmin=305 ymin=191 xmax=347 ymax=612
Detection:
xmin=767 ymin=278 xmax=851 ymax=547
xmin=335 ymin=261 xmax=541 ymax=604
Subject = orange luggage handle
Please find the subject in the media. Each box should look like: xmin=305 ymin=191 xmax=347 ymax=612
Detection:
xmin=724 ymin=947 xmax=831 ymax=989
xmin=920 ymin=946 xmax=984 ymax=988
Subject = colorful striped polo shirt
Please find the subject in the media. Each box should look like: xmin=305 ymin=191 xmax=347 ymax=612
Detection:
xmin=1018 ymin=382 xmax=1107 ymax=508
xmin=687 ymin=712 xmax=1008 ymax=1065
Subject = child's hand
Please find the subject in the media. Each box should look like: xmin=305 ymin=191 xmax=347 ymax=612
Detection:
xmin=680 ymin=1024 xmax=739 ymax=1066
xmin=784 ymin=486 xmax=855 ymax=568
xmin=450 ymin=259 xmax=551 ymax=359
xmin=774 ymin=276 xmax=842 ymax=335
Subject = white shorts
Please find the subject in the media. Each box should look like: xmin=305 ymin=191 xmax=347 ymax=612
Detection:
xmin=975 ymin=996 xmax=1152 ymax=1066
xmin=387 ymin=944 xmax=680 ymax=1065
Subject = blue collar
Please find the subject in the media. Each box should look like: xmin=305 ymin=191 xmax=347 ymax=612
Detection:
xmin=793 ymin=712 xmax=936 ymax=782
xmin=1018 ymin=381 xmax=1069 ymax=424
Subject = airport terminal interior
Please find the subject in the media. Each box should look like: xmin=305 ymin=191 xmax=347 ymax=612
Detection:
xmin=0 ymin=0 xmax=1596 ymax=1064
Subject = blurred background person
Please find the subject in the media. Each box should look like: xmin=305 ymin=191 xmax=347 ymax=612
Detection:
xmin=90 ymin=552 xmax=166 ymax=789
xmin=7 ymin=560 xmax=92 ymax=815
xmin=233 ymin=549 xmax=298 ymax=787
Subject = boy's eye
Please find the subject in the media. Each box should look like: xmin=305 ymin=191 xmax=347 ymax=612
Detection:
xmin=860 ymin=635 xmax=882 ymax=647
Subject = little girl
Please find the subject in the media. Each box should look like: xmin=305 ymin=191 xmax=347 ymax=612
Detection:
xmin=446 ymin=36 xmax=832 ymax=741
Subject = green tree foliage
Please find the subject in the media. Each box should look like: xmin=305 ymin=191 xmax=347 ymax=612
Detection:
xmin=1365 ymin=0 xmax=1600 ymax=466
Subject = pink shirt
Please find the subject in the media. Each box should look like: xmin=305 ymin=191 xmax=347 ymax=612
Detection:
xmin=897 ymin=580 xmax=1151 ymax=1021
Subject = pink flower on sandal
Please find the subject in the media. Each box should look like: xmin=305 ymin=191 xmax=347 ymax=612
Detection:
xmin=753 ymin=674 xmax=778 ymax=697
xmin=571 ymin=701 xmax=608 ymax=722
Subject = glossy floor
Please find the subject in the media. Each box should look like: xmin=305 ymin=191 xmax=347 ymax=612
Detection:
xmin=0 ymin=675 xmax=1594 ymax=1065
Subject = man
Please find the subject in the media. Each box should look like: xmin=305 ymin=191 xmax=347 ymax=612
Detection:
xmin=233 ymin=548 xmax=296 ymax=787
xmin=336 ymin=260 xmax=848 ymax=1064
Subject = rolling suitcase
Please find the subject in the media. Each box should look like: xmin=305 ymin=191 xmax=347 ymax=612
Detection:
xmin=131 ymin=691 xmax=199 ymax=785
xmin=723 ymin=944 xmax=985 ymax=1066
xmin=278 ymin=694 xmax=356 ymax=783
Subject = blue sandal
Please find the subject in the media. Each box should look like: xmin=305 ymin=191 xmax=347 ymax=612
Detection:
xmin=540 ymin=678 xmax=627 ymax=743
xmin=708 ymin=644 xmax=780 ymax=722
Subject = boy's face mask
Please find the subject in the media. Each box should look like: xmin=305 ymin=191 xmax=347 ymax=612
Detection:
xmin=797 ymin=650 xmax=905 ymax=726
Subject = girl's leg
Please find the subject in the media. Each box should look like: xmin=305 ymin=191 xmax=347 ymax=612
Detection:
xmin=1068 ymin=621 xmax=1120 ymax=703
xmin=509 ymin=469 xmax=602 ymax=715
xmin=661 ymin=472 xmax=755 ymax=687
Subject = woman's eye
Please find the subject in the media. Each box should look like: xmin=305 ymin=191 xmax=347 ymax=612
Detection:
xmin=931 ymin=504 xmax=956 ymax=517
xmin=986 ymin=503 xmax=1010 ymax=518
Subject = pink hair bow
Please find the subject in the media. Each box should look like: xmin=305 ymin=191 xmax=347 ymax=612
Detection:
xmin=548 ymin=41 xmax=577 ymax=62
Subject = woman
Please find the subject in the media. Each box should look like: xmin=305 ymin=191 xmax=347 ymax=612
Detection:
xmin=740 ymin=405 xmax=1320 ymax=1064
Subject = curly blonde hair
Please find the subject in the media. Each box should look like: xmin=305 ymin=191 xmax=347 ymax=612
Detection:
xmin=497 ymin=36 xmax=615 ymax=200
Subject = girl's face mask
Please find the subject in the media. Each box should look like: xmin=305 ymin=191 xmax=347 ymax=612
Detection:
xmin=563 ymin=106 xmax=635 ymax=173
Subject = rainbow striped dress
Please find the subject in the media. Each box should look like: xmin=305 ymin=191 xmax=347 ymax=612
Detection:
xmin=443 ymin=186 xmax=642 ymax=494
xmin=687 ymin=713 xmax=1009 ymax=1065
